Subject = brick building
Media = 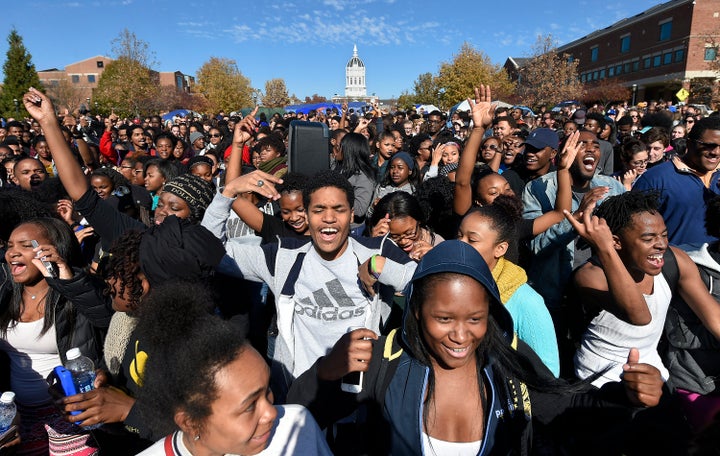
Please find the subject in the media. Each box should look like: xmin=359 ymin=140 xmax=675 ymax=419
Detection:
xmin=507 ymin=0 xmax=720 ymax=107
xmin=38 ymin=56 xmax=194 ymax=111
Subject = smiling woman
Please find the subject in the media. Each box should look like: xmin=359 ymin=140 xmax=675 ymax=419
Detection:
xmin=135 ymin=283 xmax=332 ymax=456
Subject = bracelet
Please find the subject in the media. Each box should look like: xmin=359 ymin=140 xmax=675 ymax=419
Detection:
xmin=369 ymin=255 xmax=381 ymax=280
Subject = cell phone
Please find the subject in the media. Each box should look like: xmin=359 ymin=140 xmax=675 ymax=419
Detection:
xmin=341 ymin=326 xmax=367 ymax=394
xmin=0 ymin=425 xmax=18 ymax=446
xmin=52 ymin=366 xmax=83 ymax=423
xmin=31 ymin=240 xmax=57 ymax=278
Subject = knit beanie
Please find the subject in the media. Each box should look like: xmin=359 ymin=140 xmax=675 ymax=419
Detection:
xmin=162 ymin=174 xmax=215 ymax=222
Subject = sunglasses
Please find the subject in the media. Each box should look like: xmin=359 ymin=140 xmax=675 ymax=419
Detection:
xmin=209 ymin=134 xmax=222 ymax=138
xmin=693 ymin=139 xmax=720 ymax=151
xmin=482 ymin=144 xmax=499 ymax=151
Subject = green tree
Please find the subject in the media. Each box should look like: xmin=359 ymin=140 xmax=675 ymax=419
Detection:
xmin=396 ymin=90 xmax=416 ymax=110
xmin=196 ymin=57 xmax=253 ymax=113
xmin=94 ymin=57 xmax=158 ymax=117
xmin=93 ymin=30 xmax=159 ymax=117
xmin=435 ymin=42 xmax=515 ymax=109
xmin=517 ymin=35 xmax=584 ymax=107
xmin=412 ymin=72 xmax=441 ymax=105
xmin=0 ymin=28 xmax=42 ymax=118
xmin=262 ymin=78 xmax=290 ymax=108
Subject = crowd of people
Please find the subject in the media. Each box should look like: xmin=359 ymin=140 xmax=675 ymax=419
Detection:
xmin=0 ymin=84 xmax=719 ymax=455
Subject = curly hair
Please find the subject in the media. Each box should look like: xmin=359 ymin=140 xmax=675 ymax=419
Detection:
xmin=0 ymin=188 xmax=57 ymax=242
xmin=303 ymin=169 xmax=354 ymax=210
xmin=594 ymin=191 xmax=661 ymax=235
xmin=103 ymin=230 xmax=145 ymax=311
xmin=276 ymin=172 xmax=309 ymax=196
xmin=136 ymin=282 xmax=248 ymax=436
xmin=415 ymin=176 xmax=455 ymax=240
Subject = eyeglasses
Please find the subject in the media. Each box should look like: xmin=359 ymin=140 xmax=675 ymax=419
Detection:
xmin=133 ymin=169 xmax=143 ymax=175
xmin=120 ymin=165 xmax=133 ymax=169
xmin=630 ymin=159 xmax=648 ymax=167
xmin=693 ymin=139 xmax=720 ymax=152
xmin=389 ymin=222 xmax=420 ymax=243
xmin=630 ymin=115 xmax=639 ymax=118
xmin=482 ymin=144 xmax=499 ymax=151
xmin=209 ymin=134 xmax=222 ymax=138
xmin=426 ymin=119 xmax=443 ymax=124
xmin=686 ymin=119 xmax=695 ymax=124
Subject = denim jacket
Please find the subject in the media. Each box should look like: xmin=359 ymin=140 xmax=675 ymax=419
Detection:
xmin=521 ymin=171 xmax=624 ymax=308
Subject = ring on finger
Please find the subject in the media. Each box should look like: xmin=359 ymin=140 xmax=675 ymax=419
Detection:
xmin=257 ymin=179 xmax=264 ymax=188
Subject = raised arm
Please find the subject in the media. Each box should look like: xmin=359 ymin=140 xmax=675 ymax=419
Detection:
xmin=225 ymin=106 xmax=258 ymax=182
xmin=454 ymin=85 xmax=495 ymax=216
xmin=531 ymin=131 xmax=583 ymax=235
xmin=23 ymin=87 xmax=89 ymax=201
xmin=564 ymin=205 xmax=651 ymax=324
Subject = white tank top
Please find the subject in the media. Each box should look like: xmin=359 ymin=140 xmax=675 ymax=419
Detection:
xmin=574 ymin=273 xmax=672 ymax=387
xmin=421 ymin=432 xmax=482 ymax=456
xmin=0 ymin=318 xmax=61 ymax=405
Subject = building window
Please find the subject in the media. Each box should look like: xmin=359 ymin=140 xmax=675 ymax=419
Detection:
xmin=663 ymin=52 xmax=672 ymax=65
xmin=644 ymin=57 xmax=651 ymax=69
xmin=616 ymin=64 xmax=623 ymax=75
xmin=659 ymin=20 xmax=672 ymax=41
xmin=620 ymin=35 xmax=631 ymax=53
xmin=705 ymin=47 xmax=718 ymax=61
xmin=71 ymin=75 xmax=79 ymax=83
xmin=653 ymin=55 xmax=662 ymax=67
xmin=87 ymin=75 xmax=96 ymax=83
xmin=593 ymin=71 xmax=599 ymax=80
xmin=675 ymin=49 xmax=685 ymax=62
xmin=96 ymin=61 xmax=104 ymax=68
xmin=581 ymin=74 xmax=587 ymax=82
xmin=624 ymin=63 xmax=631 ymax=73
xmin=632 ymin=61 xmax=640 ymax=72
xmin=599 ymin=69 xmax=606 ymax=79
xmin=591 ymin=46 xmax=599 ymax=62
xmin=609 ymin=67 xmax=615 ymax=77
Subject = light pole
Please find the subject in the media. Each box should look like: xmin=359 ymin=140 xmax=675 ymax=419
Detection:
xmin=13 ymin=98 xmax=19 ymax=116
xmin=631 ymin=84 xmax=638 ymax=106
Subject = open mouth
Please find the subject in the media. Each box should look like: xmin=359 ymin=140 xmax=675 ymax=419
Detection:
xmin=582 ymin=156 xmax=596 ymax=171
xmin=444 ymin=345 xmax=470 ymax=358
xmin=288 ymin=219 xmax=306 ymax=230
xmin=319 ymin=227 xmax=339 ymax=241
xmin=647 ymin=253 xmax=665 ymax=269
xmin=10 ymin=262 xmax=27 ymax=276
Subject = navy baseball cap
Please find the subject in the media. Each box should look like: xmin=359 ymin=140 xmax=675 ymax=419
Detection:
xmin=525 ymin=128 xmax=559 ymax=151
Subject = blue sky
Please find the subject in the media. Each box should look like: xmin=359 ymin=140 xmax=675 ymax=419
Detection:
xmin=1 ymin=0 xmax=664 ymax=100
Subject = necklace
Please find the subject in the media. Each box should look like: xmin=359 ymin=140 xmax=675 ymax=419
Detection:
xmin=24 ymin=286 xmax=49 ymax=301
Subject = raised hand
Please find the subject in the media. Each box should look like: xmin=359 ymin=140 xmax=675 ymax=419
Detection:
xmin=563 ymin=200 xmax=614 ymax=252
xmin=233 ymin=106 xmax=259 ymax=144
xmin=467 ymin=85 xmax=495 ymax=129
xmin=22 ymin=87 xmax=56 ymax=124
xmin=557 ymin=130 xmax=583 ymax=170
xmin=222 ymin=170 xmax=283 ymax=200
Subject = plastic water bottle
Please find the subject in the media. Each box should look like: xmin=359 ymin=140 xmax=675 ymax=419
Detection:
xmin=65 ymin=348 xmax=101 ymax=430
xmin=0 ymin=392 xmax=16 ymax=434
xmin=65 ymin=348 xmax=96 ymax=394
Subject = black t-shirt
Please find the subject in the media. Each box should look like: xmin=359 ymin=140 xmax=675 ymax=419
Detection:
xmin=259 ymin=212 xmax=308 ymax=244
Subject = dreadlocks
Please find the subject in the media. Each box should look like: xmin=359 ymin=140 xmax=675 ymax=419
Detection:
xmin=594 ymin=191 xmax=661 ymax=234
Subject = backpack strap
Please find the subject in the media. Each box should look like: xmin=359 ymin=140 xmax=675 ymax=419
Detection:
xmin=661 ymin=248 xmax=680 ymax=294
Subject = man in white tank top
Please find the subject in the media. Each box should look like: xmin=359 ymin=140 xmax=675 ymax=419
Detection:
xmin=564 ymin=192 xmax=720 ymax=386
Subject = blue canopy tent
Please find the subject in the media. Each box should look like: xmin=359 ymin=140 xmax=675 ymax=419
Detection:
xmin=283 ymin=102 xmax=371 ymax=115
xmin=161 ymin=109 xmax=195 ymax=121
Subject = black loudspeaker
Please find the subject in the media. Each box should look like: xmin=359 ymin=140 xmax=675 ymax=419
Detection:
xmin=288 ymin=120 xmax=330 ymax=176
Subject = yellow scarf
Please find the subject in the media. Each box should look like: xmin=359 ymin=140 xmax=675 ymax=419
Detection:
xmin=491 ymin=257 xmax=528 ymax=304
